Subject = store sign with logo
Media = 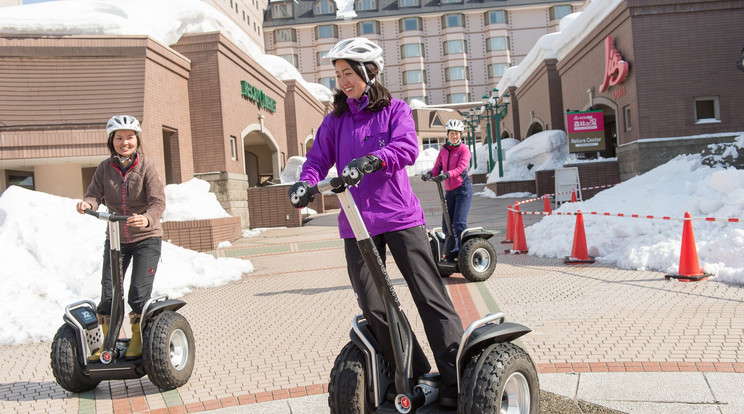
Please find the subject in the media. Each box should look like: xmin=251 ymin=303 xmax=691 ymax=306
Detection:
xmin=566 ymin=110 xmax=605 ymax=153
xmin=241 ymin=80 xmax=277 ymax=113
xmin=599 ymin=36 xmax=629 ymax=93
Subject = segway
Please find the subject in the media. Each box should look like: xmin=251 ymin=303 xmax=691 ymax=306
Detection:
xmin=423 ymin=175 xmax=497 ymax=282
xmin=50 ymin=210 xmax=195 ymax=393
xmin=302 ymin=177 xmax=539 ymax=413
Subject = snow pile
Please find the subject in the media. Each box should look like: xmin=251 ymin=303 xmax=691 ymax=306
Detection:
xmin=0 ymin=185 xmax=253 ymax=345
xmin=161 ymin=178 xmax=230 ymax=222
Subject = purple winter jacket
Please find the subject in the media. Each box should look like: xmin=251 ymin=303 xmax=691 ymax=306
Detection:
xmin=300 ymin=97 xmax=426 ymax=239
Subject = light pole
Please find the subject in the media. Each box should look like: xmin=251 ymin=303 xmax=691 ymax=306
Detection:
xmin=462 ymin=108 xmax=480 ymax=169
xmin=481 ymin=88 xmax=510 ymax=178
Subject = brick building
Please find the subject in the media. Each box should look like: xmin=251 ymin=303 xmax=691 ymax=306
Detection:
xmin=0 ymin=33 xmax=328 ymax=228
xmin=499 ymin=0 xmax=744 ymax=180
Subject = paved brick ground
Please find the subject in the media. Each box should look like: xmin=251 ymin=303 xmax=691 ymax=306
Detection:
xmin=1 ymin=179 xmax=742 ymax=413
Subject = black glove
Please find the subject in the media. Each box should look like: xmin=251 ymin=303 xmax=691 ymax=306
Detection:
xmin=341 ymin=155 xmax=383 ymax=187
xmin=432 ymin=172 xmax=449 ymax=183
xmin=421 ymin=171 xmax=433 ymax=181
xmin=288 ymin=181 xmax=313 ymax=208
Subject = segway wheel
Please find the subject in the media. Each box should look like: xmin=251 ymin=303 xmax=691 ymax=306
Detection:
xmin=328 ymin=341 xmax=370 ymax=414
xmin=459 ymin=342 xmax=539 ymax=414
xmin=142 ymin=311 xmax=195 ymax=390
xmin=458 ymin=238 xmax=497 ymax=282
xmin=50 ymin=324 xmax=101 ymax=393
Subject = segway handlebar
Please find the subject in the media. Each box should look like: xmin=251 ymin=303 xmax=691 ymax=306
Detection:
xmin=84 ymin=209 xmax=129 ymax=222
xmin=307 ymin=176 xmax=346 ymax=197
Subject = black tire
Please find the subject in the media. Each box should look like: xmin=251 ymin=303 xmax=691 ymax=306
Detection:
xmin=459 ymin=342 xmax=539 ymax=414
xmin=142 ymin=311 xmax=195 ymax=390
xmin=458 ymin=238 xmax=497 ymax=282
xmin=50 ymin=324 xmax=100 ymax=393
xmin=328 ymin=342 xmax=370 ymax=414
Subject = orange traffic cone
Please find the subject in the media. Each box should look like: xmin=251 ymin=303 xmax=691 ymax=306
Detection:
xmin=501 ymin=205 xmax=514 ymax=244
xmin=564 ymin=210 xmax=595 ymax=264
xmin=570 ymin=189 xmax=577 ymax=203
xmin=510 ymin=204 xmax=528 ymax=254
xmin=543 ymin=196 xmax=552 ymax=214
xmin=665 ymin=212 xmax=710 ymax=282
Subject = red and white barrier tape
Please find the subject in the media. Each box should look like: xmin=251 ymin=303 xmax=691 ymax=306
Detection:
xmin=514 ymin=183 xmax=619 ymax=206
xmin=508 ymin=208 xmax=742 ymax=223
xmin=508 ymin=183 xmax=742 ymax=223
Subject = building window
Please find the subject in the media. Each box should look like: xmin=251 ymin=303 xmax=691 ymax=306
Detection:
xmin=314 ymin=0 xmax=335 ymax=15
xmin=274 ymin=28 xmax=296 ymax=42
xmin=272 ymin=2 xmax=293 ymax=18
xmin=399 ymin=17 xmax=422 ymax=32
xmin=316 ymin=24 xmax=339 ymax=39
xmin=399 ymin=0 xmax=419 ymax=7
xmin=356 ymin=0 xmax=376 ymax=11
xmin=694 ymin=96 xmax=721 ymax=124
xmin=401 ymin=43 xmax=424 ymax=58
xmin=319 ymin=77 xmax=337 ymax=90
xmin=6 ymin=170 xmax=34 ymax=190
xmin=230 ymin=136 xmax=238 ymax=160
xmin=443 ymin=39 xmax=466 ymax=55
xmin=441 ymin=0 xmax=462 ymax=3
xmin=445 ymin=66 xmax=468 ymax=81
xmin=317 ymin=50 xmax=331 ymax=66
xmin=447 ymin=93 xmax=470 ymax=104
xmin=623 ymin=105 xmax=631 ymax=131
xmin=549 ymin=5 xmax=572 ymax=21
xmin=442 ymin=14 xmax=464 ymax=29
xmin=357 ymin=21 xmax=380 ymax=35
xmin=485 ymin=10 xmax=507 ymax=25
xmin=486 ymin=36 xmax=509 ymax=51
xmin=488 ymin=63 xmax=508 ymax=78
xmin=279 ymin=54 xmax=299 ymax=68
xmin=403 ymin=69 xmax=425 ymax=85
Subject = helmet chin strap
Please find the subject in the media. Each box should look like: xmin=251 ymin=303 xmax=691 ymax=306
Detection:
xmin=360 ymin=64 xmax=376 ymax=95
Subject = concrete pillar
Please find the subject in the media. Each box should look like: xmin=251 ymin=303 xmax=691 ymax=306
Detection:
xmin=34 ymin=164 xmax=84 ymax=199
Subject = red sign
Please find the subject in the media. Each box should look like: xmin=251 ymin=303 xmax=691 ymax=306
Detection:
xmin=566 ymin=111 xmax=605 ymax=153
xmin=599 ymin=36 xmax=629 ymax=93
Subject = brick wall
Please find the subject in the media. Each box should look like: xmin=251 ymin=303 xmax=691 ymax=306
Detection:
xmin=247 ymin=184 xmax=318 ymax=228
xmin=485 ymin=180 xmax=536 ymax=196
xmin=162 ymin=216 xmax=242 ymax=252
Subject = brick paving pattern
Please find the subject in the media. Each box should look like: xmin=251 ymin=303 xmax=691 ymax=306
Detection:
xmin=1 ymin=179 xmax=742 ymax=413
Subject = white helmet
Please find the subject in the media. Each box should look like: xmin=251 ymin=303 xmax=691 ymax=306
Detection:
xmin=325 ymin=37 xmax=384 ymax=76
xmin=445 ymin=119 xmax=465 ymax=132
xmin=106 ymin=115 xmax=142 ymax=136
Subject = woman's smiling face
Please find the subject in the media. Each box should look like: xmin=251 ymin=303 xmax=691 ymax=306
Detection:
xmin=334 ymin=59 xmax=367 ymax=100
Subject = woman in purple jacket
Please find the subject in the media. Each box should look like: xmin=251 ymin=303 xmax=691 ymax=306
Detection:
xmin=288 ymin=37 xmax=463 ymax=409
xmin=423 ymin=119 xmax=473 ymax=260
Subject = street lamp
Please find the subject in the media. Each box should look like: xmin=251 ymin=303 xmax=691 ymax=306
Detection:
xmin=462 ymin=108 xmax=480 ymax=169
xmin=481 ymin=88 xmax=510 ymax=178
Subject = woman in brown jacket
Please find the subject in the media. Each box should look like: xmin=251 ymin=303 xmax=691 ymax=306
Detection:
xmin=75 ymin=115 xmax=166 ymax=359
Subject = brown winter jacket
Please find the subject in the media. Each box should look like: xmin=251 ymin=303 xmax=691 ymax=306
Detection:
xmin=83 ymin=152 xmax=166 ymax=243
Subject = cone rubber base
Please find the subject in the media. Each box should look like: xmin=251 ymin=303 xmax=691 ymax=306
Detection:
xmin=665 ymin=273 xmax=711 ymax=282
xmin=500 ymin=239 xmax=513 ymax=244
xmin=509 ymin=249 xmax=528 ymax=255
xmin=564 ymin=256 xmax=595 ymax=264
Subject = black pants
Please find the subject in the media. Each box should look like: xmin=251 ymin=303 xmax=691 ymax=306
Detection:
xmin=344 ymin=225 xmax=464 ymax=391
xmin=98 ymin=237 xmax=161 ymax=316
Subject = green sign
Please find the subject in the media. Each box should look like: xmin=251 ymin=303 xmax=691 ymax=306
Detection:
xmin=241 ymin=80 xmax=276 ymax=113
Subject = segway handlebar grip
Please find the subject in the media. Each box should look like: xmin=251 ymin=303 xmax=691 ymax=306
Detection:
xmin=308 ymin=176 xmax=346 ymax=197
xmin=84 ymin=209 xmax=129 ymax=222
